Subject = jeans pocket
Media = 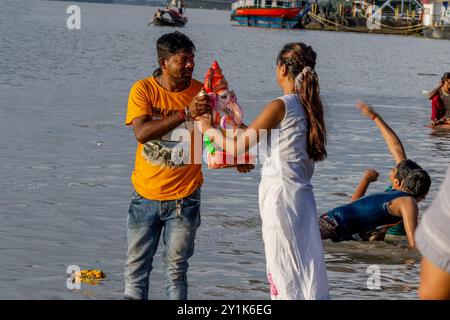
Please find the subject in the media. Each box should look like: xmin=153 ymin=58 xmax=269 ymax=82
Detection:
xmin=179 ymin=189 xmax=201 ymax=227
xmin=128 ymin=195 xmax=158 ymax=228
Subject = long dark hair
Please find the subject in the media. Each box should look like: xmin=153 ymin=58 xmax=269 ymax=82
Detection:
xmin=277 ymin=43 xmax=327 ymax=162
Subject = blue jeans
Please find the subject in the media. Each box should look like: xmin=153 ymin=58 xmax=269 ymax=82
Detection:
xmin=124 ymin=188 xmax=201 ymax=300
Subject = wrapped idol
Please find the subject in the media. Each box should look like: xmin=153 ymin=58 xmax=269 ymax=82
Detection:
xmin=202 ymin=61 xmax=255 ymax=169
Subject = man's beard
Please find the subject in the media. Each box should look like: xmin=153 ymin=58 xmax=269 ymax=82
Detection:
xmin=176 ymin=72 xmax=192 ymax=83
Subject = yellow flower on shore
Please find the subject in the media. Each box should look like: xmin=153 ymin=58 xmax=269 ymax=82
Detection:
xmin=72 ymin=269 xmax=106 ymax=285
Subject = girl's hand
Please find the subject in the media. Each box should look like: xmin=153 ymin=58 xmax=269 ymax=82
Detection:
xmin=356 ymin=100 xmax=378 ymax=120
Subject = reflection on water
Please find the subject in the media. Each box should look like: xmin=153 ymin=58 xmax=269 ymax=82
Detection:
xmin=0 ymin=0 xmax=449 ymax=300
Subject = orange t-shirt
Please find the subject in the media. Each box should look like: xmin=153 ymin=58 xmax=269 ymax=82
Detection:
xmin=125 ymin=76 xmax=203 ymax=201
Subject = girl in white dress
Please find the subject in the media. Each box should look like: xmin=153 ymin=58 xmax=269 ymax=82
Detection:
xmin=199 ymin=43 xmax=329 ymax=300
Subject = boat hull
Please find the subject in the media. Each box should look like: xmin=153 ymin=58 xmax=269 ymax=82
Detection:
xmin=234 ymin=15 xmax=302 ymax=28
xmin=236 ymin=7 xmax=301 ymax=19
xmin=153 ymin=17 xmax=187 ymax=27
xmin=232 ymin=7 xmax=304 ymax=29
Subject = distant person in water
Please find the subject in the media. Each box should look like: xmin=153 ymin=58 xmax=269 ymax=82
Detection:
xmin=318 ymin=101 xmax=431 ymax=249
xmin=177 ymin=0 xmax=185 ymax=15
xmin=428 ymin=72 xmax=450 ymax=126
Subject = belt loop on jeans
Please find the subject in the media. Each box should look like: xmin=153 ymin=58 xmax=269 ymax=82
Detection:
xmin=176 ymin=198 xmax=183 ymax=219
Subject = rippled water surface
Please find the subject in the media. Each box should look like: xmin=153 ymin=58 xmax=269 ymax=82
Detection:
xmin=1 ymin=0 xmax=449 ymax=299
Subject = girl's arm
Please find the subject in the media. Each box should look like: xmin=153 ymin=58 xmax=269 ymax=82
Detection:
xmin=200 ymin=99 xmax=286 ymax=157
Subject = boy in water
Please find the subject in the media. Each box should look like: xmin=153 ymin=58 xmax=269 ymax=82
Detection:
xmin=350 ymin=159 xmax=423 ymax=241
xmin=319 ymin=101 xmax=431 ymax=248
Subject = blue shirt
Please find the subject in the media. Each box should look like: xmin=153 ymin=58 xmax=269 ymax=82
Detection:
xmin=384 ymin=185 xmax=406 ymax=235
xmin=328 ymin=190 xmax=410 ymax=238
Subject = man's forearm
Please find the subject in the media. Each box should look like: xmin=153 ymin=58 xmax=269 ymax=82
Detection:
xmin=135 ymin=114 xmax=185 ymax=143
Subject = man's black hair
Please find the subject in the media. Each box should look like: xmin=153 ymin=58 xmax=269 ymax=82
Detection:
xmin=402 ymin=169 xmax=431 ymax=199
xmin=153 ymin=31 xmax=195 ymax=77
xmin=395 ymin=159 xmax=422 ymax=183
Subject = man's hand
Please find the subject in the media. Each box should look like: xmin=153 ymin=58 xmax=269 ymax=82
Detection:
xmin=188 ymin=91 xmax=212 ymax=119
xmin=196 ymin=113 xmax=213 ymax=133
xmin=356 ymin=100 xmax=378 ymax=120
xmin=236 ymin=164 xmax=254 ymax=173
xmin=364 ymin=169 xmax=379 ymax=182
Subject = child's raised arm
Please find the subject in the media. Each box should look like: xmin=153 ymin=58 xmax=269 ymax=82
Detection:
xmin=356 ymin=101 xmax=407 ymax=164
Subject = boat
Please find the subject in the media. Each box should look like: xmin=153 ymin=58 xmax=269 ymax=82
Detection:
xmin=149 ymin=0 xmax=188 ymax=27
xmin=231 ymin=0 xmax=309 ymax=29
xmin=303 ymin=0 xmax=424 ymax=36
xmin=151 ymin=9 xmax=188 ymax=27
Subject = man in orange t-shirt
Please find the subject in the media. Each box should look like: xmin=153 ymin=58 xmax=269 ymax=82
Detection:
xmin=124 ymin=32 xmax=211 ymax=300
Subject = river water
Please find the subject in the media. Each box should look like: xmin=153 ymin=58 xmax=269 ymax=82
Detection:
xmin=1 ymin=0 xmax=449 ymax=299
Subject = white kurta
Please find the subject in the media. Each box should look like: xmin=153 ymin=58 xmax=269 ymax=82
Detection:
xmin=258 ymin=94 xmax=329 ymax=300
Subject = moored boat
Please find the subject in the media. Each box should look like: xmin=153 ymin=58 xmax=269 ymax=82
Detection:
xmin=149 ymin=0 xmax=188 ymax=27
xmin=231 ymin=0 xmax=309 ymax=29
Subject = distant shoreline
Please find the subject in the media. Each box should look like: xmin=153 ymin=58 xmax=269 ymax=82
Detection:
xmin=49 ymin=0 xmax=232 ymax=10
